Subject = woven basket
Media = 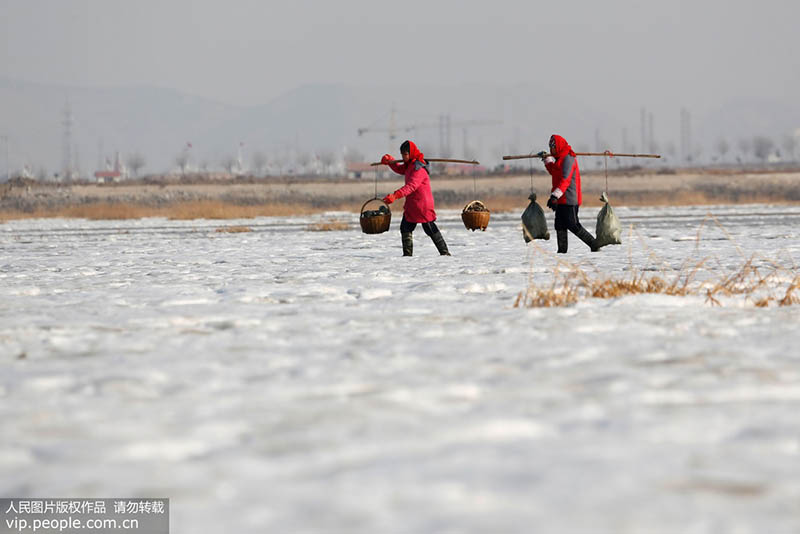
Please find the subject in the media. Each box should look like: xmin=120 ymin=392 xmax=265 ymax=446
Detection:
xmin=461 ymin=200 xmax=491 ymax=231
xmin=359 ymin=198 xmax=392 ymax=234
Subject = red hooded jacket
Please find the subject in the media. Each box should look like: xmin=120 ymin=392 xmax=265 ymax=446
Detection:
xmin=387 ymin=141 xmax=437 ymax=223
xmin=545 ymin=134 xmax=582 ymax=206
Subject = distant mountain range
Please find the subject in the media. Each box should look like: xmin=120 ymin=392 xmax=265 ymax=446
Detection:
xmin=1 ymin=76 xmax=798 ymax=176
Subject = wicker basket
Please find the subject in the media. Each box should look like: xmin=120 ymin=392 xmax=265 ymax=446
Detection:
xmin=461 ymin=200 xmax=491 ymax=231
xmin=359 ymin=198 xmax=392 ymax=234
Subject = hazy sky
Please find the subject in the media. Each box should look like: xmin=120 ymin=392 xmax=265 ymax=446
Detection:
xmin=3 ymin=0 xmax=799 ymax=111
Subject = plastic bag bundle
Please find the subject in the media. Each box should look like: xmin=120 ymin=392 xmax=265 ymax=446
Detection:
xmin=595 ymin=192 xmax=622 ymax=247
xmin=521 ymin=193 xmax=550 ymax=242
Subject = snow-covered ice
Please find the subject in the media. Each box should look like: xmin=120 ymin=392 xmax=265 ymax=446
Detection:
xmin=2 ymin=205 xmax=800 ymax=533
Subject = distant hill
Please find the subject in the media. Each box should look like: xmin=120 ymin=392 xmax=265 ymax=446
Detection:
xmin=1 ymin=76 xmax=798 ymax=176
xmin=0 ymin=77 xmax=238 ymax=177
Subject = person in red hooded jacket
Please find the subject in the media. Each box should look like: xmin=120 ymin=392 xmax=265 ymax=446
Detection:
xmin=542 ymin=134 xmax=599 ymax=253
xmin=381 ymin=140 xmax=450 ymax=256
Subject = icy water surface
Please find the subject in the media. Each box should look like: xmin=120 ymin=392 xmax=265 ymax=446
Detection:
xmin=2 ymin=205 xmax=800 ymax=533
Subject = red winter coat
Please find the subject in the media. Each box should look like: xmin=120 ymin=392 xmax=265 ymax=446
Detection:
xmin=388 ymin=141 xmax=437 ymax=223
xmin=544 ymin=134 xmax=582 ymax=206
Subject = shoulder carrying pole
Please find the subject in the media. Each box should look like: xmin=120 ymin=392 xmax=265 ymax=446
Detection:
xmin=503 ymin=152 xmax=660 ymax=160
xmin=371 ymin=158 xmax=479 ymax=166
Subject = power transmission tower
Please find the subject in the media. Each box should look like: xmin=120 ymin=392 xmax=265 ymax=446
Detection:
xmin=680 ymin=108 xmax=692 ymax=163
xmin=439 ymin=114 xmax=451 ymax=157
xmin=436 ymin=114 xmax=501 ymax=158
xmin=62 ymin=101 xmax=74 ymax=181
xmin=1 ymin=135 xmax=8 ymax=181
xmin=640 ymin=107 xmax=646 ymax=153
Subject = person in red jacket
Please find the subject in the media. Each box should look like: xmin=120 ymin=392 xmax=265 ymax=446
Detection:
xmin=381 ymin=140 xmax=450 ymax=256
xmin=542 ymin=134 xmax=599 ymax=253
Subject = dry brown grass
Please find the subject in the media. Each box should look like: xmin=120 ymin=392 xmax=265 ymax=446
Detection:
xmin=166 ymin=201 xmax=319 ymax=220
xmin=4 ymin=170 xmax=800 ymax=222
xmin=215 ymin=225 xmax=252 ymax=233
xmin=438 ymin=189 xmax=800 ymax=212
xmin=516 ymin=215 xmax=800 ymax=308
xmin=306 ymin=220 xmax=351 ymax=232
xmin=1 ymin=203 xmax=158 ymax=220
xmin=435 ymin=191 xmax=799 ymax=213
xmin=586 ymin=190 xmax=792 ymax=208
xmin=0 ymin=201 xmax=323 ymax=221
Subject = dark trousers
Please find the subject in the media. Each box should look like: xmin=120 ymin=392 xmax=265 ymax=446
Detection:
xmin=554 ymin=205 xmax=586 ymax=233
xmin=400 ymin=217 xmax=439 ymax=237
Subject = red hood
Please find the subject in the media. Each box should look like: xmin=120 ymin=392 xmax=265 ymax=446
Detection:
xmin=405 ymin=140 xmax=426 ymax=164
xmin=550 ymin=134 xmax=576 ymax=159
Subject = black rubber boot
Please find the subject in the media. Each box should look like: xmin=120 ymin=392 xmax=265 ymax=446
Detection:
xmin=430 ymin=231 xmax=451 ymax=256
xmin=401 ymin=232 xmax=413 ymax=256
xmin=556 ymin=230 xmax=568 ymax=254
xmin=574 ymin=226 xmax=599 ymax=252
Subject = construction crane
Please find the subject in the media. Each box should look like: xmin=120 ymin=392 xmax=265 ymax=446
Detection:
xmin=357 ymin=105 xmax=426 ymax=152
xmin=358 ymin=107 xmax=501 ymax=157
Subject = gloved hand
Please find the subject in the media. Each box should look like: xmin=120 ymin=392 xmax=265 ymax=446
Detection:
xmin=546 ymin=194 xmax=559 ymax=211
xmin=382 ymin=193 xmax=396 ymax=204
xmin=544 ymin=156 xmax=556 ymax=165
xmin=536 ymin=150 xmax=548 ymax=159
xmin=381 ymin=154 xmax=394 ymax=165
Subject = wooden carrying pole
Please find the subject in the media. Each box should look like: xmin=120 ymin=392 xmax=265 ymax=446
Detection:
xmin=503 ymin=152 xmax=660 ymax=160
xmin=371 ymin=158 xmax=479 ymax=166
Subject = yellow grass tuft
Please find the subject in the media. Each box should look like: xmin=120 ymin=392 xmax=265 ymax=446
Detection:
xmin=516 ymin=215 xmax=800 ymax=308
xmin=215 ymin=225 xmax=251 ymax=233
xmin=306 ymin=220 xmax=351 ymax=232
xmin=166 ymin=201 xmax=315 ymax=219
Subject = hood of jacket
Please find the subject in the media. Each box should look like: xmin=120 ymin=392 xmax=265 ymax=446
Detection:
xmin=550 ymin=134 xmax=576 ymax=159
xmin=404 ymin=140 xmax=426 ymax=165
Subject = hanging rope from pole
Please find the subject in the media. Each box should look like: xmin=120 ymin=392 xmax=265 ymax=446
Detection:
xmin=527 ymin=149 xmax=536 ymax=195
xmin=603 ymin=150 xmax=613 ymax=193
xmin=374 ymin=165 xmax=378 ymax=199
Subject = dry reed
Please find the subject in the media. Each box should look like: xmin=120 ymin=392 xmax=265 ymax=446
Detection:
xmin=306 ymin=220 xmax=351 ymax=232
xmin=434 ymin=190 xmax=800 ymax=213
xmin=516 ymin=215 xmax=800 ymax=308
xmin=0 ymin=201 xmax=321 ymax=221
xmin=166 ymin=201 xmax=319 ymax=220
xmin=215 ymin=225 xmax=251 ymax=233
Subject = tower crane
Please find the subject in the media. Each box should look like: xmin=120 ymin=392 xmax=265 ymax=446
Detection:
xmin=357 ymin=105 xmax=431 ymax=153
xmin=358 ymin=107 xmax=502 ymax=157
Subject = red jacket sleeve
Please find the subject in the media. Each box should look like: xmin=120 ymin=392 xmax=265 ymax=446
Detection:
xmin=393 ymin=166 xmax=425 ymax=199
xmin=388 ymin=161 xmax=406 ymax=175
xmin=545 ymin=161 xmax=560 ymax=194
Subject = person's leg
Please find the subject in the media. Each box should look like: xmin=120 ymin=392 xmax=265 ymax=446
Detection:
xmin=554 ymin=206 xmax=569 ymax=253
xmin=556 ymin=204 xmax=599 ymax=252
xmin=567 ymin=206 xmax=599 ymax=252
xmin=422 ymin=221 xmax=450 ymax=256
xmin=400 ymin=217 xmax=416 ymax=256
